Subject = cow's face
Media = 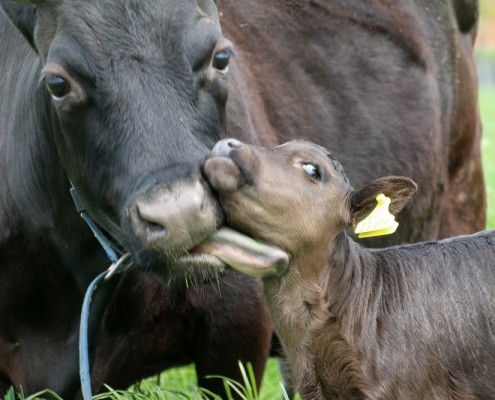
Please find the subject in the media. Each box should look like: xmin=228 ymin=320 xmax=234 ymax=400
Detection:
xmin=5 ymin=0 xmax=233 ymax=278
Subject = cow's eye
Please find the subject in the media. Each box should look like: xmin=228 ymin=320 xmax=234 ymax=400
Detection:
xmin=45 ymin=74 xmax=71 ymax=99
xmin=212 ymin=50 xmax=231 ymax=73
xmin=302 ymin=163 xmax=322 ymax=181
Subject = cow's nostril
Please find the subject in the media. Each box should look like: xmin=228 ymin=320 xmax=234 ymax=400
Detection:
xmin=142 ymin=219 xmax=166 ymax=235
xmin=136 ymin=203 xmax=167 ymax=234
xmin=128 ymin=181 xmax=220 ymax=254
xmin=132 ymin=202 xmax=169 ymax=242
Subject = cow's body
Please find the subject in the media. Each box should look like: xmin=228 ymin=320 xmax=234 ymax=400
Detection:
xmin=219 ymin=0 xmax=485 ymax=243
xmin=203 ymin=139 xmax=495 ymax=399
xmin=0 ymin=0 xmax=485 ymax=398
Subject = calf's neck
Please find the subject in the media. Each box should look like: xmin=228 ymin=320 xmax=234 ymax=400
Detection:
xmin=203 ymin=139 xmax=495 ymax=400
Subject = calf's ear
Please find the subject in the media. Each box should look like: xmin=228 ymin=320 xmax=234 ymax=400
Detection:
xmin=349 ymin=176 xmax=417 ymax=226
xmin=1 ymin=1 xmax=38 ymax=48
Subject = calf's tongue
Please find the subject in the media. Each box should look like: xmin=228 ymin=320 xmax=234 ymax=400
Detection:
xmin=192 ymin=227 xmax=289 ymax=278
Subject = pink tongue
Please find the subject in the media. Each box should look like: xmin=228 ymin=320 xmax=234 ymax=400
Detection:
xmin=192 ymin=227 xmax=289 ymax=278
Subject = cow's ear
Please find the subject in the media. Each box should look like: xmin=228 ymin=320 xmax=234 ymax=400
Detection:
xmin=1 ymin=1 xmax=38 ymax=48
xmin=349 ymin=176 xmax=417 ymax=226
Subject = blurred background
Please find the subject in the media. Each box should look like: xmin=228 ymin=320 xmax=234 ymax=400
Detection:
xmin=478 ymin=0 xmax=495 ymax=228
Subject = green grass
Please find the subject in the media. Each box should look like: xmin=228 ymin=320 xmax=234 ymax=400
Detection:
xmin=0 ymin=360 xmax=292 ymax=400
xmin=126 ymin=359 xmax=295 ymax=400
xmin=95 ymin=360 xmax=294 ymax=400
xmin=2 ymin=387 xmax=63 ymax=400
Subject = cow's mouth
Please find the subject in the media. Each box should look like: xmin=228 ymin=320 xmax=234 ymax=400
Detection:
xmin=177 ymin=227 xmax=289 ymax=279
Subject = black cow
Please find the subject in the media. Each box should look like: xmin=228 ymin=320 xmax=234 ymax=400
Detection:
xmin=0 ymin=1 xmax=272 ymax=398
xmin=0 ymin=0 xmax=485 ymax=398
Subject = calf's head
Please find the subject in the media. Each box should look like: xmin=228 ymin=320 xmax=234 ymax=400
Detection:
xmin=2 ymin=0 xmax=236 ymax=277
xmin=203 ymin=139 xmax=417 ymax=274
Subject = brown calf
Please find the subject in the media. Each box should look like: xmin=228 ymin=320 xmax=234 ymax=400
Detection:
xmin=202 ymin=138 xmax=495 ymax=400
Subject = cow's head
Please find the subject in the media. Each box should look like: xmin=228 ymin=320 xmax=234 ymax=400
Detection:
xmin=2 ymin=0 xmax=236 ymax=280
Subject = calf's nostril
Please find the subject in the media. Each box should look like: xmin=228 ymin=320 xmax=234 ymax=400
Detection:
xmin=210 ymin=138 xmax=244 ymax=157
xmin=226 ymin=138 xmax=243 ymax=148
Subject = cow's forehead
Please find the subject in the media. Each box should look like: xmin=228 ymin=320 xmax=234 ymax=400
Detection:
xmin=55 ymin=0 xmax=220 ymax=53
xmin=47 ymin=0 xmax=223 ymax=79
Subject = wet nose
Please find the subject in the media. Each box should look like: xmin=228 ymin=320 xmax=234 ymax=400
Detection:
xmin=210 ymin=138 xmax=244 ymax=157
xmin=129 ymin=181 xmax=218 ymax=253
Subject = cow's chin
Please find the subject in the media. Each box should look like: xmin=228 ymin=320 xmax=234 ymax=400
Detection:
xmin=171 ymin=253 xmax=230 ymax=283
xmin=132 ymin=248 xmax=229 ymax=287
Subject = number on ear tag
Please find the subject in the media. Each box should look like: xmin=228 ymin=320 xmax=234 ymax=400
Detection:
xmin=354 ymin=194 xmax=399 ymax=239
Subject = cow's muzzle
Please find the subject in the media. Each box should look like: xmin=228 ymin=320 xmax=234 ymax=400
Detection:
xmin=128 ymin=180 xmax=220 ymax=256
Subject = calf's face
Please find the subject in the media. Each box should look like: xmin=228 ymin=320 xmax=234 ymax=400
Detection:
xmin=203 ymin=139 xmax=417 ymax=270
xmin=203 ymin=139 xmax=355 ymax=256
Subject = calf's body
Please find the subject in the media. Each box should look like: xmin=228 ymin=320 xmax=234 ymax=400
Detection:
xmin=203 ymin=139 xmax=495 ymax=399
xmin=291 ymin=231 xmax=495 ymax=399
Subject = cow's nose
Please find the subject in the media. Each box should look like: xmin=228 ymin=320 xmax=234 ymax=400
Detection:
xmin=210 ymin=138 xmax=244 ymax=157
xmin=129 ymin=181 xmax=218 ymax=253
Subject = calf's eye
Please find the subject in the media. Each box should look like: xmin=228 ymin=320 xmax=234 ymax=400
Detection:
xmin=45 ymin=74 xmax=71 ymax=99
xmin=302 ymin=163 xmax=322 ymax=181
xmin=213 ymin=50 xmax=231 ymax=73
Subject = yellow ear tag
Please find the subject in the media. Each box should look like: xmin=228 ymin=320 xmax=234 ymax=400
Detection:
xmin=354 ymin=194 xmax=399 ymax=239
